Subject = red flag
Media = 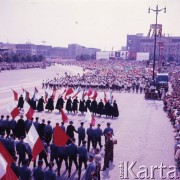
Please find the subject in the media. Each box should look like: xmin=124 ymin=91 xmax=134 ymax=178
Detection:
xmin=0 ymin=142 xmax=18 ymax=180
xmin=64 ymin=88 xmax=73 ymax=99
xmin=12 ymin=89 xmax=18 ymax=101
xmin=91 ymin=114 xmax=96 ymax=126
xmin=60 ymin=108 xmax=68 ymax=123
xmin=91 ymin=90 xmax=98 ymax=100
xmin=52 ymin=89 xmax=56 ymax=101
xmin=54 ymin=126 xmax=69 ymax=146
xmin=104 ymin=91 xmax=108 ymax=103
xmin=87 ymin=88 xmax=92 ymax=97
xmin=24 ymin=124 xmax=44 ymax=160
xmin=6 ymin=102 xmax=20 ymax=119
xmin=61 ymin=88 xmax=66 ymax=96
xmin=24 ymin=101 xmax=34 ymax=120
xmin=45 ymin=91 xmax=48 ymax=103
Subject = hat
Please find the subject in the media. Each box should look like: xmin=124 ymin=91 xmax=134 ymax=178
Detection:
xmin=6 ymin=115 xmax=10 ymax=118
xmin=97 ymin=124 xmax=101 ymax=126
xmin=1 ymin=115 xmax=4 ymax=118
xmin=80 ymin=122 xmax=84 ymax=125
xmin=107 ymin=122 xmax=111 ymax=125
xmin=42 ymin=119 xmax=45 ymax=123
xmin=69 ymin=121 xmax=73 ymax=124
xmin=82 ymin=140 xmax=87 ymax=145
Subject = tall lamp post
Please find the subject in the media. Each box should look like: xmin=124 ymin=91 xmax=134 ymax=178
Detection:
xmin=148 ymin=5 xmax=166 ymax=83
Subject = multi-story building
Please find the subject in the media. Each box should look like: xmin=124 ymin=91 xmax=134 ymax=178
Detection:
xmin=126 ymin=28 xmax=180 ymax=61
xmin=68 ymin=44 xmax=100 ymax=59
xmin=16 ymin=43 xmax=37 ymax=55
xmin=49 ymin=47 xmax=68 ymax=58
xmin=36 ymin=45 xmax=52 ymax=57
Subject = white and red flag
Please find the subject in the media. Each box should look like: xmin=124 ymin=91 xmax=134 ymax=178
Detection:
xmin=54 ymin=126 xmax=69 ymax=146
xmin=11 ymin=89 xmax=18 ymax=101
xmin=24 ymin=124 xmax=44 ymax=160
xmin=60 ymin=108 xmax=68 ymax=123
xmin=32 ymin=87 xmax=38 ymax=101
xmin=22 ymin=88 xmax=30 ymax=101
xmin=24 ymin=101 xmax=34 ymax=120
xmin=0 ymin=142 xmax=18 ymax=180
xmin=44 ymin=91 xmax=48 ymax=103
xmin=84 ymin=108 xmax=96 ymax=126
xmin=64 ymin=88 xmax=73 ymax=100
xmin=6 ymin=102 xmax=20 ymax=119
xmin=72 ymin=86 xmax=81 ymax=99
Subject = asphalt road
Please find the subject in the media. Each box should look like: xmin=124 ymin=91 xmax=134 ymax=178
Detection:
xmin=0 ymin=64 xmax=174 ymax=180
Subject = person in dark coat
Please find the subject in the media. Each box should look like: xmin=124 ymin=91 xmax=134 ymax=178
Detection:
xmin=45 ymin=96 xmax=54 ymax=112
xmin=33 ymin=160 xmax=45 ymax=180
xmin=104 ymin=100 xmax=112 ymax=117
xmin=44 ymin=162 xmax=56 ymax=180
xmin=77 ymin=122 xmax=86 ymax=146
xmin=66 ymin=121 xmax=77 ymax=144
xmin=37 ymin=96 xmax=45 ymax=112
xmin=72 ymin=96 xmax=79 ymax=114
xmin=112 ymin=100 xmax=119 ymax=118
xmin=16 ymin=136 xmax=28 ymax=166
xmin=97 ymin=99 xmax=104 ymax=117
xmin=19 ymin=159 xmax=32 ymax=180
xmin=15 ymin=115 xmax=26 ymax=138
xmin=30 ymin=97 xmax=37 ymax=110
xmin=86 ymin=97 xmax=91 ymax=112
xmin=55 ymin=96 xmax=65 ymax=112
xmin=79 ymin=99 xmax=86 ymax=114
xmin=67 ymin=138 xmax=78 ymax=178
xmin=18 ymin=95 xmax=24 ymax=109
xmin=11 ymin=156 xmax=20 ymax=178
xmin=38 ymin=119 xmax=46 ymax=139
xmin=66 ymin=97 xmax=72 ymax=113
xmin=91 ymin=99 xmax=98 ymax=115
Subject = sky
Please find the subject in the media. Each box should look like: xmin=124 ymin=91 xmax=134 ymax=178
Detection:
xmin=0 ymin=0 xmax=179 ymax=51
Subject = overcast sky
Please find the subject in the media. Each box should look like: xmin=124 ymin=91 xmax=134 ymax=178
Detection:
xmin=0 ymin=0 xmax=179 ymax=50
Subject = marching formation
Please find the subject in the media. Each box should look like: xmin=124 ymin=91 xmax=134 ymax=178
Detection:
xmin=0 ymin=113 xmax=117 ymax=180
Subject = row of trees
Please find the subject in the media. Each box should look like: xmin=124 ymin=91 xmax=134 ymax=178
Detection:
xmin=76 ymin=54 xmax=96 ymax=60
xmin=0 ymin=53 xmax=45 ymax=63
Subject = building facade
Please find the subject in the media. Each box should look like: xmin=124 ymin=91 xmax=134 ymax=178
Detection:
xmin=127 ymin=33 xmax=180 ymax=61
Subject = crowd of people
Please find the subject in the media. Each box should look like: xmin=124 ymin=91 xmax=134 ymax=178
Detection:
xmin=162 ymin=63 xmax=180 ymax=177
xmin=42 ymin=60 xmax=151 ymax=94
xmin=0 ymin=114 xmax=116 ymax=180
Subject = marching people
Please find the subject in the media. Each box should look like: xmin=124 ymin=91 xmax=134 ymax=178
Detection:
xmin=18 ymin=95 xmax=24 ymax=110
xmin=66 ymin=121 xmax=78 ymax=144
xmin=84 ymin=154 xmax=97 ymax=180
xmin=39 ymin=138 xmax=49 ymax=167
xmin=37 ymin=96 xmax=45 ymax=112
xmin=55 ymin=95 xmax=65 ymax=113
xmin=57 ymin=144 xmax=69 ymax=176
xmin=77 ymin=140 xmax=88 ymax=180
xmin=33 ymin=160 xmax=45 ymax=180
xmin=66 ymin=96 xmax=72 ymax=113
xmin=79 ymin=98 xmax=86 ymax=114
xmin=44 ymin=120 xmax=53 ymax=145
xmin=72 ymin=96 xmax=79 ymax=114
xmin=67 ymin=138 xmax=79 ymax=177
xmin=19 ymin=159 xmax=32 ymax=180
xmin=45 ymin=96 xmax=54 ymax=112
xmin=97 ymin=99 xmax=104 ymax=117
xmin=77 ymin=122 xmax=86 ymax=146
xmin=44 ymin=162 xmax=56 ymax=180
xmin=15 ymin=115 xmax=26 ymax=139
xmin=86 ymin=123 xmax=95 ymax=152
xmin=94 ymin=124 xmax=103 ymax=149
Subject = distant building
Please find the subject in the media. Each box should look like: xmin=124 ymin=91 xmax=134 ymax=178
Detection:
xmin=49 ymin=47 xmax=68 ymax=58
xmin=36 ymin=45 xmax=52 ymax=57
xmin=16 ymin=43 xmax=37 ymax=55
xmin=0 ymin=42 xmax=16 ymax=54
xmin=68 ymin=44 xmax=100 ymax=59
xmin=126 ymin=26 xmax=180 ymax=61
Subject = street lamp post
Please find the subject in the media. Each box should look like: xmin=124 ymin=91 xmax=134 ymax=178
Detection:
xmin=148 ymin=5 xmax=166 ymax=83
